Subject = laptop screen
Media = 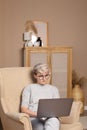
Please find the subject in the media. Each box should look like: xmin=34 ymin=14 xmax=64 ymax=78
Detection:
xmin=37 ymin=98 xmax=73 ymax=118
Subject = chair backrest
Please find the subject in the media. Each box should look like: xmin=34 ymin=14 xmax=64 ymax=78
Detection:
xmin=0 ymin=67 xmax=33 ymax=113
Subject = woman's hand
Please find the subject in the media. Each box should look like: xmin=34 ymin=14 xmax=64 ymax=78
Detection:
xmin=21 ymin=106 xmax=37 ymax=117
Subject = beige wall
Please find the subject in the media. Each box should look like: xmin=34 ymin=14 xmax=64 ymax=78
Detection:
xmin=0 ymin=1 xmax=87 ymax=75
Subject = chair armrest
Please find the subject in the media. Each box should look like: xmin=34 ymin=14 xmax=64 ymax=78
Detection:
xmin=6 ymin=112 xmax=29 ymax=122
xmin=59 ymin=101 xmax=83 ymax=124
xmin=1 ymin=98 xmax=32 ymax=130
xmin=70 ymin=101 xmax=83 ymax=122
xmin=59 ymin=116 xmax=75 ymax=124
xmin=4 ymin=112 xmax=32 ymax=130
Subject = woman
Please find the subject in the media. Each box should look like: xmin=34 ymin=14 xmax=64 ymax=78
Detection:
xmin=21 ymin=63 xmax=60 ymax=130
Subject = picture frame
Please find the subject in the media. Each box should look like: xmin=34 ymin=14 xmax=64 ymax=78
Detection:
xmin=33 ymin=21 xmax=48 ymax=47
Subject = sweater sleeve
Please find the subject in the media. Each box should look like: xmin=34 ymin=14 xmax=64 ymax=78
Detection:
xmin=21 ymin=85 xmax=31 ymax=108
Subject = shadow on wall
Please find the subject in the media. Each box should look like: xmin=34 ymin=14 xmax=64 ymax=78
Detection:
xmin=0 ymin=119 xmax=3 ymax=130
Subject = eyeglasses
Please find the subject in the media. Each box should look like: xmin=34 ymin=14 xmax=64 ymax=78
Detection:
xmin=37 ymin=74 xmax=50 ymax=80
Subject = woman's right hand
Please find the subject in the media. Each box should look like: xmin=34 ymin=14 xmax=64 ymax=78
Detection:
xmin=21 ymin=106 xmax=37 ymax=117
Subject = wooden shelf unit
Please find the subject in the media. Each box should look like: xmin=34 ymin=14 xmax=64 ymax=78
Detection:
xmin=24 ymin=46 xmax=72 ymax=98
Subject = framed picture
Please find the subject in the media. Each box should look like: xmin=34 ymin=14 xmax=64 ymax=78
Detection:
xmin=33 ymin=21 xmax=48 ymax=47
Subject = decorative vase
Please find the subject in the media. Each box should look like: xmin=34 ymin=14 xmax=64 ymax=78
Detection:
xmin=72 ymin=84 xmax=84 ymax=114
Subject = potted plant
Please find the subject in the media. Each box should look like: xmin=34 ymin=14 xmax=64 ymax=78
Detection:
xmin=72 ymin=70 xmax=87 ymax=88
xmin=72 ymin=70 xmax=87 ymax=114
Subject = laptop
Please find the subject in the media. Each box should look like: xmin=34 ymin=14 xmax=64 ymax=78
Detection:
xmin=37 ymin=98 xmax=73 ymax=118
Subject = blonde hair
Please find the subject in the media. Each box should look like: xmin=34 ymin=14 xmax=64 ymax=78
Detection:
xmin=33 ymin=63 xmax=50 ymax=75
xmin=25 ymin=20 xmax=38 ymax=34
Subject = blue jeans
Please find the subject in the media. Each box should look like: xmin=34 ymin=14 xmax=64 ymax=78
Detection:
xmin=30 ymin=117 xmax=60 ymax=130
